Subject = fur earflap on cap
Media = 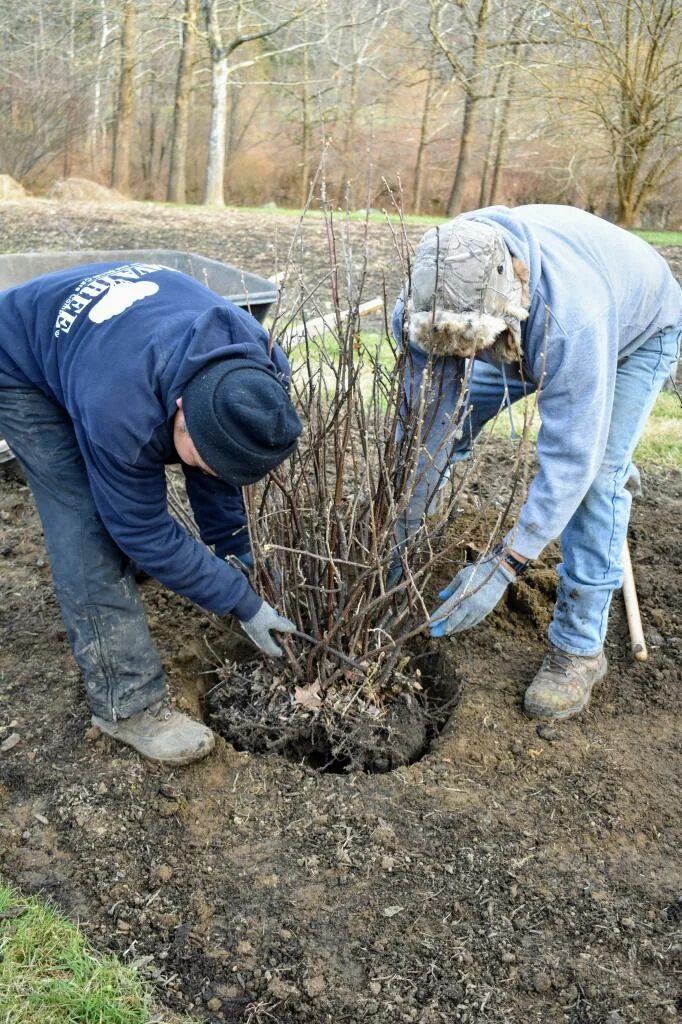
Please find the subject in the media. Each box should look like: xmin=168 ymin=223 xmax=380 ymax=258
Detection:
xmin=406 ymin=218 xmax=530 ymax=363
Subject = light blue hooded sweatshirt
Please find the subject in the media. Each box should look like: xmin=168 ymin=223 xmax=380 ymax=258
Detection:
xmin=454 ymin=205 xmax=681 ymax=559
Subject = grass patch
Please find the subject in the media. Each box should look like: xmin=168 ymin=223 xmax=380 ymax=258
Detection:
xmin=632 ymin=230 xmax=682 ymax=246
xmin=634 ymin=389 xmax=682 ymax=467
xmin=288 ymin=329 xmax=393 ymax=366
xmin=0 ymin=879 xmax=197 ymax=1024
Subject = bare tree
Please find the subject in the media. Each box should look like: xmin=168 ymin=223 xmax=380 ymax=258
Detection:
xmin=428 ymin=0 xmax=493 ymax=215
xmin=540 ymin=0 xmax=682 ymax=226
xmin=90 ymin=0 xmax=115 ymax=177
xmin=427 ymin=0 xmax=537 ymax=216
xmin=199 ymin=0 xmax=313 ymax=206
xmin=324 ymin=0 xmax=395 ymax=197
xmin=168 ymin=0 xmax=199 ymax=203
xmin=0 ymin=1 xmax=99 ymax=181
xmin=111 ymin=0 xmax=136 ymax=193
xmin=409 ymin=35 xmax=455 ymax=214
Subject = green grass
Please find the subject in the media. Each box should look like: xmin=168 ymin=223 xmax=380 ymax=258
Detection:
xmin=0 ymin=879 xmax=199 ymax=1024
xmin=151 ymin=198 xmax=442 ymax=225
xmin=288 ymin=329 xmax=393 ymax=367
xmin=633 ymin=230 xmax=682 ymax=246
xmin=489 ymin=388 xmax=682 ymax=468
xmin=634 ymin=389 xmax=682 ymax=466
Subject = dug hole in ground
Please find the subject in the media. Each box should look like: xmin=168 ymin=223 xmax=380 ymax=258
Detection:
xmin=0 ymin=199 xmax=680 ymax=1024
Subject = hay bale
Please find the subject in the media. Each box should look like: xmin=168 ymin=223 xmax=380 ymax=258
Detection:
xmin=46 ymin=178 xmax=127 ymax=203
xmin=0 ymin=175 xmax=27 ymax=200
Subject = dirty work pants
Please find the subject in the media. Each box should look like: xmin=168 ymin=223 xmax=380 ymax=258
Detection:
xmin=401 ymin=324 xmax=681 ymax=656
xmin=0 ymin=387 xmax=165 ymax=720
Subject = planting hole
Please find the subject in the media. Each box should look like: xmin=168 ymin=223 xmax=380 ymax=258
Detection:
xmin=205 ymin=652 xmax=462 ymax=774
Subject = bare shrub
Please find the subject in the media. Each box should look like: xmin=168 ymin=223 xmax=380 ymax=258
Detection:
xmin=192 ymin=190 xmax=536 ymax=770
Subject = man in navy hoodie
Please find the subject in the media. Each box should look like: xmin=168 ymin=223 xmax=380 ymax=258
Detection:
xmin=392 ymin=206 xmax=681 ymax=720
xmin=0 ymin=262 xmax=302 ymax=765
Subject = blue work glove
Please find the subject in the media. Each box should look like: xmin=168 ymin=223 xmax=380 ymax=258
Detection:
xmin=429 ymin=553 xmax=515 ymax=637
xmin=240 ymin=601 xmax=297 ymax=656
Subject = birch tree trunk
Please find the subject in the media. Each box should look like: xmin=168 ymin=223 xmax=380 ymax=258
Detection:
xmin=168 ymin=0 xmax=198 ymax=203
xmin=90 ymin=0 xmax=111 ymax=176
xmin=204 ymin=56 xmax=229 ymax=205
xmin=111 ymin=0 xmax=136 ymax=193
xmin=201 ymin=0 xmax=228 ymax=206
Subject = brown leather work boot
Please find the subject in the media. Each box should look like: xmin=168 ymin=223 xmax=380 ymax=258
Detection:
xmin=523 ymin=646 xmax=607 ymax=720
xmin=93 ymin=700 xmax=215 ymax=766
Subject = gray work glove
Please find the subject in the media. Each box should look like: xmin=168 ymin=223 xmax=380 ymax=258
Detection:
xmin=429 ymin=554 xmax=515 ymax=637
xmin=240 ymin=601 xmax=297 ymax=656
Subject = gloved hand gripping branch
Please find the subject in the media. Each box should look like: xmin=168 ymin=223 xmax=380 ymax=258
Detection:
xmin=240 ymin=601 xmax=297 ymax=656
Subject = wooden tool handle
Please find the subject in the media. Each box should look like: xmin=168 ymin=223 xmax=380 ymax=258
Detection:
xmin=622 ymin=539 xmax=648 ymax=662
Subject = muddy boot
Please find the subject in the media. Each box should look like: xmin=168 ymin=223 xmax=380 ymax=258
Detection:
xmin=93 ymin=700 xmax=215 ymax=765
xmin=523 ymin=646 xmax=607 ymax=720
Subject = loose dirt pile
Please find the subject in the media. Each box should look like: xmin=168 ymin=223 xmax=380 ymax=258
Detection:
xmin=46 ymin=178 xmax=127 ymax=203
xmin=0 ymin=202 xmax=680 ymax=1024
xmin=0 ymin=175 xmax=26 ymax=201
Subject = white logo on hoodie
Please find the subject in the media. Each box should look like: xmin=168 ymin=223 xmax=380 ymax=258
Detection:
xmin=54 ymin=263 xmax=168 ymax=337
xmin=88 ymin=280 xmax=159 ymax=323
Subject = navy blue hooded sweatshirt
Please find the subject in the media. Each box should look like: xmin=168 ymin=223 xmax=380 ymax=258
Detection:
xmin=0 ymin=261 xmax=291 ymax=621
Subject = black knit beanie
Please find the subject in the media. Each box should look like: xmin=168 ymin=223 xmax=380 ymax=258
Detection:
xmin=182 ymin=358 xmax=302 ymax=485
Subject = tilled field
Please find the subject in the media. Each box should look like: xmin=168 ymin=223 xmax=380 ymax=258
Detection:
xmin=0 ymin=200 xmax=680 ymax=1024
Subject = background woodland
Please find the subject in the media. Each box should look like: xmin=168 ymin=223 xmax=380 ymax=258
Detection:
xmin=1 ymin=0 xmax=680 ymax=227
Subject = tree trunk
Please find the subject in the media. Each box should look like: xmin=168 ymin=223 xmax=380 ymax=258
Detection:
xmin=300 ymin=42 xmax=312 ymax=207
xmin=477 ymin=105 xmax=496 ymax=208
xmin=413 ymin=53 xmax=436 ymax=214
xmin=442 ymin=0 xmax=490 ymax=217
xmin=168 ymin=0 xmax=197 ymax=203
xmin=204 ymin=55 xmax=228 ymax=205
xmin=488 ymin=55 xmax=517 ymax=206
xmin=201 ymin=0 xmax=228 ymax=206
xmin=446 ymin=89 xmax=476 ymax=216
xmin=111 ymin=0 xmax=135 ymax=194
xmin=90 ymin=0 xmax=111 ymax=176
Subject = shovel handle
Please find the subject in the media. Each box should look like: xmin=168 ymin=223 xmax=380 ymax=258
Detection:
xmin=622 ymin=539 xmax=648 ymax=662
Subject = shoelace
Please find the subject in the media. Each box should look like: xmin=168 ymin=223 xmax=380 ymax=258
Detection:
xmin=147 ymin=700 xmax=172 ymax=721
xmin=544 ymin=650 xmax=576 ymax=677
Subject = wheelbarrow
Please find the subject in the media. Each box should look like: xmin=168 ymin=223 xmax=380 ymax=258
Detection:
xmin=0 ymin=249 xmax=279 ymax=473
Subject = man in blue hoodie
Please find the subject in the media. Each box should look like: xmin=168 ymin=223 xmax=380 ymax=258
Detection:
xmin=0 ymin=262 xmax=302 ymax=764
xmin=393 ymin=206 xmax=681 ymax=720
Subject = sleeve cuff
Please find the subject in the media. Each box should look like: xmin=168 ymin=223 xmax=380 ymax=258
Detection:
xmin=231 ymin=588 xmax=263 ymax=623
xmin=504 ymin=521 xmax=549 ymax=562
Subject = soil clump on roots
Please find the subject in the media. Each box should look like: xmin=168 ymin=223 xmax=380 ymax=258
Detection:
xmin=206 ymin=652 xmax=462 ymax=773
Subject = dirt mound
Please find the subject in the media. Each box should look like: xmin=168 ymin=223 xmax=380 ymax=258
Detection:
xmin=0 ymin=175 xmax=26 ymax=200
xmin=46 ymin=177 xmax=126 ymax=203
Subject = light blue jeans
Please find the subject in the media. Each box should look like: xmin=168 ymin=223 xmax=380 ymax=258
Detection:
xmin=400 ymin=323 xmax=681 ymax=655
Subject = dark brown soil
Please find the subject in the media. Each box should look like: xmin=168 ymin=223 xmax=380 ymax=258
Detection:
xmin=0 ymin=200 xmax=680 ymax=1024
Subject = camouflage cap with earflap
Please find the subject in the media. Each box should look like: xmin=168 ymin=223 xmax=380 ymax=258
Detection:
xmin=407 ymin=218 xmax=530 ymax=361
